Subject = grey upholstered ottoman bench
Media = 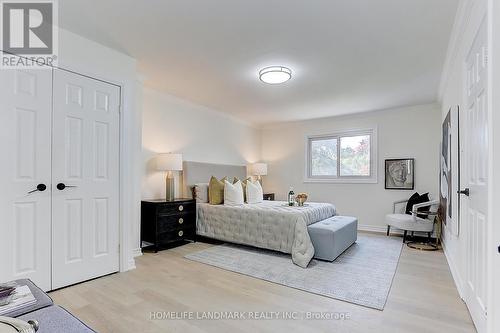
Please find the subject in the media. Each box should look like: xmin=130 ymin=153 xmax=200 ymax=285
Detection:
xmin=18 ymin=305 xmax=96 ymax=333
xmin=1 ymin=279 xmax=96 ymax=333
xmin=308 ymin=216 xmax=358 ymax=261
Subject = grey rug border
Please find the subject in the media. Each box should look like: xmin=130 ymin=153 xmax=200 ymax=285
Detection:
xmin=379 ymin=240 xmax=403 ymax=310
xmin=184 ymin=238 xmax=403 ymax=311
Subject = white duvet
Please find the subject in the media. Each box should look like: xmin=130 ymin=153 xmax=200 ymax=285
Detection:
xmin=196 ymin=201 xmax=336 ymax=268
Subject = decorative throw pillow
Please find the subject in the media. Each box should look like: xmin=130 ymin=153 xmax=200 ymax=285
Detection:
xmin=405 ymin=192 xmax=420 ymax=215
xmin=193 ymin=183 xmax=209 ymax=203
xmin=417 ymin=193 xmax=431 ymax=218
xmin=208 ymin=176 xmax=226 ymax=205
xmin=224 ymin=180 xmax=244 ymax=205
xmin=246 ymin=179 xmax=263 ymax=204
xmin=233 ymin=177 xmax=251 ymax=202
xmin=405 ymin=192 xmax=431 ymax=218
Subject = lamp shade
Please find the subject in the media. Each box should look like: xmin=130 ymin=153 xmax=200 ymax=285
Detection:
xmin=156 ymin=153 xmax=183 ymax=171
xmin=250 ymin=163 xmax=267 ymax=176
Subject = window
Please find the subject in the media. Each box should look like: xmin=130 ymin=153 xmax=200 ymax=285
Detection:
xmin=306 ymin=129 xmax=377 ymax=183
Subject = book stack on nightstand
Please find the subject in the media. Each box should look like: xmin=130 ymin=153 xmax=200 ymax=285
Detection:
xmin=141 ymin=199 xmax=196 ymax=252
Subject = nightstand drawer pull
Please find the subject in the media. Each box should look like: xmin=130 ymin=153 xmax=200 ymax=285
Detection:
xmin=178 ymin=205 xmax=184 ymax=211
xmin=178 ymin=230 xmax=184 ymax=237
xmin=178 ymin=218 xmax=184 ymax=224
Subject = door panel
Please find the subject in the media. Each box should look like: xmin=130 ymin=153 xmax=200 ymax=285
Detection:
xmin=463 ymin=17 xmax=488 ymax=333
xmin=51 ymin=69 xmax=120 ymax=289
xmin=0 ymin=63 xmax=52 ymax=291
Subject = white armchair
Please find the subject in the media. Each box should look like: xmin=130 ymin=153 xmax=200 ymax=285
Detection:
xmin=385 ymin=199 xmax=439 ymax=243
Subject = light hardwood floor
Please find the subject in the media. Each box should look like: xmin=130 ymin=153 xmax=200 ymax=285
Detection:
xmin=50 ymin=233 xmax=476 ymax=333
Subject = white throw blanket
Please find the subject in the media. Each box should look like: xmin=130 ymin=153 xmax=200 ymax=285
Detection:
xmin=196 ymin=201 xmax=336 ymax=268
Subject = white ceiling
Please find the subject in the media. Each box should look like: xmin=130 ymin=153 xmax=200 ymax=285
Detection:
xmin=59 ymin=0 xmax=458 ymax=125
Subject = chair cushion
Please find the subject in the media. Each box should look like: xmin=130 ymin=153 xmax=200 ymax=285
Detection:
xmin=386 ymin=214 xmax=434 ymax=232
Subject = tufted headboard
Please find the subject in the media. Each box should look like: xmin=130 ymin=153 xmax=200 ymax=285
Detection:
xmin=182 ymin=161 xmax=248 ymax=198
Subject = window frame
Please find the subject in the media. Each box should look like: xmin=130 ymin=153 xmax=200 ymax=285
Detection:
xmin=305 ymin=128 xmax=378 ymax=184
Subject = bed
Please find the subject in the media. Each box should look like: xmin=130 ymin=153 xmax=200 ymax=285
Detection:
xmin=182 ymin=161 xmax=337 ymax=268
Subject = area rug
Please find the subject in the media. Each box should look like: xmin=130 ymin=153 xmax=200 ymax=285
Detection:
xmin=185 ymin=234 xmax=403 ymax=310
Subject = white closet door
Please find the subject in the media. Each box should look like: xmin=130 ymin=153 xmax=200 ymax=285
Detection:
xmin=51 ymin=69 xmax=120 ymax=289
xmin=0 ymin=65 xmax=52 ymax=291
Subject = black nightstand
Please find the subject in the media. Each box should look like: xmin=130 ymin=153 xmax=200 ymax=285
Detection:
xmin=263 ymin=193 xmax=275 ymax=201
xmin=141 ymin=199 xmax=196 ymax=252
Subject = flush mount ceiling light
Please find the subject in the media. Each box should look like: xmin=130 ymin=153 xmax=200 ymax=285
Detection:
xmin=259 ymin=66 xmax=292 ymax=84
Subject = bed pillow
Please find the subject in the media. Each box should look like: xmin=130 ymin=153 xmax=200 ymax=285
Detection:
xmin=246 ymin=180 xmax=263 ymax=204
xmin=193 ymin=183 xmax=209 ymax=203
xmin=209 ymin=176 xmax=226 ymax=205
xmin=224 ymin=179 xmax=244 ymax=205
xmin=233 ymin=177 xmax=251 ymax=202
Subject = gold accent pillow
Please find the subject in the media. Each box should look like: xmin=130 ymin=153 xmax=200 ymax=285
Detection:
xmin=233 ymin=177 xmax=252 ymax=202
xmin=209 ymin=176 xmax=227 ymax=205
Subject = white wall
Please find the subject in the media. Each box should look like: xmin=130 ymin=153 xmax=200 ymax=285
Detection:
xmin=438 ymin=0 xmax=487 ymax=299
xmin=141 ymin=87 xmax=261 ymax=201
xmin=57 ymin=28 xmax=142 ymax=270
xmin=261 ymin=104 xmax=441 ymax=232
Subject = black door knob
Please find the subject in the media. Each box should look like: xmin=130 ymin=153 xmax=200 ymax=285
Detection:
xmin=457 ymin=188 xmax=470 ymax=196
xmin=56 ymin=183 xmax=66 ymax=190
xmin=28 ymin=184 xmax=47 ymax=194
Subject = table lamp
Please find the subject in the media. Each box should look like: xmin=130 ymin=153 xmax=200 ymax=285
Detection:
xmin=156 ymin=153 xmax=183 ymax=201
xmin=250 ymin=163 xmax=268 ymax=184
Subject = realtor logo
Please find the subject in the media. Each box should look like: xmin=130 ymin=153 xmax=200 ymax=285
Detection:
xmin=1 ymin=0 xmax=58 ymax=68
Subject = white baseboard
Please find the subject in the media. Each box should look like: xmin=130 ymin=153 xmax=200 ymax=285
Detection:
xmin=358 ymin=224 xmax=439 ymax=238
xmin=358 ymin=224 xmax=387 ymax=234
xmin=132 ymin=247 xmax=143 ymax=257
xmin=441 ymin=239 xmax=464 ymax=299
xmin=358 ymin=224 xmax=403 ymax=235
xmin=127 ymin=258 xmax=136 ymax=270
xmin=125 ymin=248 xmax=142 ymax=271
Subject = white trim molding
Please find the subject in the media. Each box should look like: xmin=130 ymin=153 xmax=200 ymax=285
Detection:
xmin=439 ymin=0 xmax=488 ymax=101
xmin=127 ymin=258 xmax=137 ymax=271
xmin=132 ymin=248 xmax=143 ymax=258
xmin=438 ymin=0 xmax=474 ymax=101
xmin=358 ymin=224 xmax=437 ymax=238
xmin=358 ymin=224 xmax=395 ymax=234
xmin=442 ymin=238 xmax=465 ymax=299
xmin=487 ymin=0 xmax=500 ymax=331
